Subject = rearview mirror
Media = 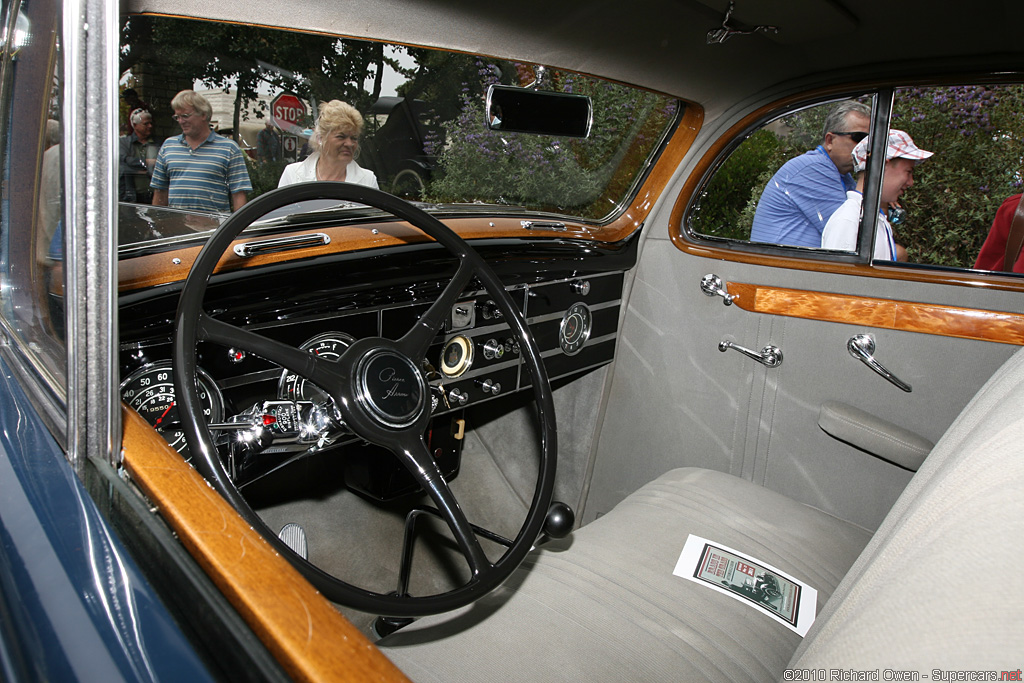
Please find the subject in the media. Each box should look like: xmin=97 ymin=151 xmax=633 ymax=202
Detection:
xmin=485 ymin=84 xmax=593 ymax=138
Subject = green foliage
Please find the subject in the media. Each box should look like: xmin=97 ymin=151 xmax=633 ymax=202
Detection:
xmin=891 ymin=85 xmax=1024 ymax=268
xmin=120 ymin=16 xmax=395 ymax=127
xmin=245 ymin=158 xmax=288 ymax=200
xmin=691 ymin=129 xmax=787 ymax=239
xmin=425 ymin=65 xmax=678 ymax=219
xmin=689 ymin=102 xmax=841 ymax=240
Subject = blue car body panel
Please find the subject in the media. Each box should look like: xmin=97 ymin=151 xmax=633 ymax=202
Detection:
xmin=0 ymin=356 xmax=216 ymax=682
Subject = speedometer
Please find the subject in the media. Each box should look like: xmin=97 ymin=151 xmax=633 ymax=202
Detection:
xmin=278 ymin=332 xmax=355 ymax=403
xmin=120 ymin=362 xmax=224 ymax=453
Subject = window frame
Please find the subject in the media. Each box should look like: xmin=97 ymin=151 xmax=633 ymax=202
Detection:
xmin=672 ymin=75 xmax=1024 ymax=291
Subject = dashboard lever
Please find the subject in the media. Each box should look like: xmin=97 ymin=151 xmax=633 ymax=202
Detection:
xmin=701 ymin=273 xmax=737 ymax=305
xmin=718 ymin=340 xmax=782 ymax=367
xmin=847 ymin=334 xmax=912 ymax=392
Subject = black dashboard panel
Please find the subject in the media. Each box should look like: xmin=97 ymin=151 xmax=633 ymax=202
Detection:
xmin=118 ymin=235 xmax=636 ymax=496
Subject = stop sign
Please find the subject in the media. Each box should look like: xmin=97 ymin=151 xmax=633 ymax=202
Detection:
xmin=270 ymin=93 xmax=306 ymax=134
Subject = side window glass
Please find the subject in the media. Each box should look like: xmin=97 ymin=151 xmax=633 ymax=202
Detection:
xmin=689 ymin=97 xmax=872 ymax=249
xmin=0 ymin=0 xmax=66 ymax=389
xmin=891 ymin=84 xmax=1024 ymax=271
xmin=689 ymin=85 xmax=1024 ymax=274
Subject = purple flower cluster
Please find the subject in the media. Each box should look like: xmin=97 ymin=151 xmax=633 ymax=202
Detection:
xmin=896 ymin=85 xmax=1007 ymax=137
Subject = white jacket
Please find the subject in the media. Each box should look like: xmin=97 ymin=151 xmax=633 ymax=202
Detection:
xmin=277 ymin=152 xmax=379 ymax=189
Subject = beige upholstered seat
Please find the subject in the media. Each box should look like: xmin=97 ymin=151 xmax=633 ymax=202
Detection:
xmin=381 ymin=348 xmax=1024 ymax=681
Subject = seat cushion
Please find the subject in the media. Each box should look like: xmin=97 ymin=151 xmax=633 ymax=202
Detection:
xmin=380 ymin=467 xmax=871 ymax=682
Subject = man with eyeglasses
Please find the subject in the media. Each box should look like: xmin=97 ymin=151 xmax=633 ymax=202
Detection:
xmin=151 ymin=90 xmax=252 ymax=213
xmin=118 ymin=108 xmax=159 ymax=204
xmin=750 ymin=101 xmax=870 ymax=248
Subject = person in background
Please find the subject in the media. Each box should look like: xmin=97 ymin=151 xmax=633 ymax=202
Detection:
xmin=820 ymin=129 xmax=933 ymax=260
xmin=118 ymin=108 xmax=160 ymax=204
xmin=278 ymin=100 xmax=378 ymax=188
xmin=257 ymin=120 xmax=281 ymax=162
xmin=150 ymin=90 xmax=252 ymax=212
xmin=120 ymin=88 xmax=152 ymax=135
xmin=973 ymin=193 xmax=1024 ymax=272
xmin=750 ymin=100 xmax=871 ymax=247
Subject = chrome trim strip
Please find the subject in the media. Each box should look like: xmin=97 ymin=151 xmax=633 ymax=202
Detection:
xmin=521 ymin=220 xmax=567 ymax=231
xmin=233 ymin=232 xmax=331 ymax=258
xmin=539 ymin=334 xmax=616 ymax=359
xmin=527 ymin=300 xmax=620 ymax=325
xmin=66 ymin=0 xmax=120 ymax=471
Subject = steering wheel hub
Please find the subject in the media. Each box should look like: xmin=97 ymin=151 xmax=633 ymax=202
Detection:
xmin=355 ymin=349 xmax=427 ymax=428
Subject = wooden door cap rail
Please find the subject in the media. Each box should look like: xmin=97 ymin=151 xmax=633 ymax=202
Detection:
xmin=726 ymin=282 xmax=1024 ymax=346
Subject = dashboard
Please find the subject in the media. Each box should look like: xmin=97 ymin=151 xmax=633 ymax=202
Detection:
xmin=117 ymin=236 xmax=633 ymax=501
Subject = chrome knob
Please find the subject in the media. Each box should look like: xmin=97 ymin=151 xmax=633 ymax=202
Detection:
xmin=475 ymin=378 xmax=501 ymax=395
xmin=571 ymin=279 xmax=591 ymax=296
xmin=483 ymin=338 xmax=505 ymax=360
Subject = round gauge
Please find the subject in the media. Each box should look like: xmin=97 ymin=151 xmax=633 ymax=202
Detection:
xmin=440 ymin=335 xmax=474 ymax=378
xmin=278 ymin=332 xmax=355 ymax=403
xmin=120 ymin=362 xmax=224 ymax=454
xmin=559 ymin=302 xmax=593 ymax=356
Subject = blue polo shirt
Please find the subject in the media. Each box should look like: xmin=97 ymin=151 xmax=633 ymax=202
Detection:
xmin=151 ymin=130 xmax=252 ymax=212
xmin=749 ymin=145 xmax=855 ymax=248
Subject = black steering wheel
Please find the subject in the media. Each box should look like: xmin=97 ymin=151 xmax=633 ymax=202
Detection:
xmin=173 ymin=182 xmax=557 ymax=617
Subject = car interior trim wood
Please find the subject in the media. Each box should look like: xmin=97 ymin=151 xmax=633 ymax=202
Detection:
xmin=726 ymin=281 xmax=1024 ymax=345
xmin=119 ymin=405 xmax=411 ymax=683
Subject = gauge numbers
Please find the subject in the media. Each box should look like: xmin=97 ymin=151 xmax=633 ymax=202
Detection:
xmin=559 ymin=302 xmax=592 ymax=356
xmin=278 ymin=332 xmax=355 ymax=403
xmin=120 ymin=363 xmax=224 ymax=453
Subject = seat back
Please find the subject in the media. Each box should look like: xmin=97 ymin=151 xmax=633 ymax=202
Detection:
xmin=789 ymin=347 xmax=1024 ymax=670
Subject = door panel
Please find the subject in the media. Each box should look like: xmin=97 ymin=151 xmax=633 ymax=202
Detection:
xmin=587 ymin=233 xmax=1020 ymax=530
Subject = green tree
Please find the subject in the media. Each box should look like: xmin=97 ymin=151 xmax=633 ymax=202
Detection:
xmin=426 ymin=61 xmax=677 ymax=219
xmin=892 ymin=85 xmax=1024 ymax=268
xmin=120 ymin=16 xmax=395 ymax=136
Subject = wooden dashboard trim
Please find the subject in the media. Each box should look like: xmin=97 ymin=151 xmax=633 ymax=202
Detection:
xmin=121 ymin=406 xmax=410 ymax=683
xmin=727 ymin=281 xmax=1024 ymax=346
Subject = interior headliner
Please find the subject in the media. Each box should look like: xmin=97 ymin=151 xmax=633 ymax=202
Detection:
xmin=126 ymin=0 xmax=1024 ymax=120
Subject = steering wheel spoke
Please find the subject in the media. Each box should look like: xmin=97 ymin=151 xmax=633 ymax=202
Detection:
xmin=196 ymin=312 xmax=343 ymax=391
xmin=397 ymin=258 xmax=477 ymax=359
xmin=391 ymin=433 xmax=492 ymax=576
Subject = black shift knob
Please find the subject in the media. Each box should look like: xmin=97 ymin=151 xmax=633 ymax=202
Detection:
xmin=543 ymin=501 xmax=575 ymax=539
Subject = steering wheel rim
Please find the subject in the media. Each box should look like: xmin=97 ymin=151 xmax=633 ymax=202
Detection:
xmin=173 ymin=182 xmax=557 ymax=617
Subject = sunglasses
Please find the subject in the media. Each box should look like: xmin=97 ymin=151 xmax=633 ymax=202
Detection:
xmin=831 ymin=131 xmax=869 ymax=142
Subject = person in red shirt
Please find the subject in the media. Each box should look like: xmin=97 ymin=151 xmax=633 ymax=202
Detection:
xmin=974 ymin=193 xmax=1024 ymax=272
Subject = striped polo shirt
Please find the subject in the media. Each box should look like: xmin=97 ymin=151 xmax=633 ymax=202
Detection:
xmin=151 ymin=130 xmax=252 ymax=212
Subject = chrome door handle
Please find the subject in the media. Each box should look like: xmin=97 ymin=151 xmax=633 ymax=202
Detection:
xmin=847 ymin=334 xmax=912 ymax=392
xmin=718 ymin=340 xmax=783 ymax=367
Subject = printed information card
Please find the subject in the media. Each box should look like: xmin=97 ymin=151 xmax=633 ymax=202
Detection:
xmin=673 ymin=534 xmax=818 ymax=636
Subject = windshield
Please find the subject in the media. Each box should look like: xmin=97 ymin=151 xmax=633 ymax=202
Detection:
xmin=117 ymin=16 xmax=680 ymax=248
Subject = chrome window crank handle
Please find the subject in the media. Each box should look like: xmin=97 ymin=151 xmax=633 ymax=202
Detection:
xmin=718 ymin=340 xmax=783 ymax=368
xmin=847 ymin=334 xmax=912 ymax=392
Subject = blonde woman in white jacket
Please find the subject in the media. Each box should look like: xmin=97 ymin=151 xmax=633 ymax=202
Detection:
xmin=278 ymin=100 xmax=379 ymax=189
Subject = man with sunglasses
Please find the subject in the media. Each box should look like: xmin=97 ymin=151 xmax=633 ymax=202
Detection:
xmin=750 ymin=101 xmax=870 ymax=248
xmin=151 ymin=90 xmax=252 ymax=213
